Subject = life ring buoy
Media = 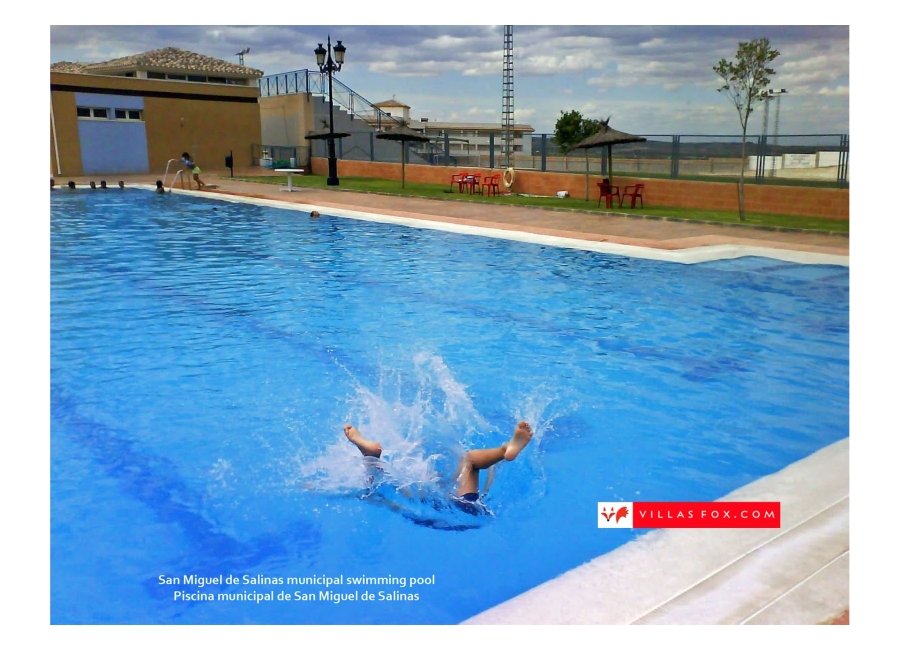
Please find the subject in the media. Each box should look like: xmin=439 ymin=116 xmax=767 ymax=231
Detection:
xmin=502 ymin=167 xmax=516 ymax=189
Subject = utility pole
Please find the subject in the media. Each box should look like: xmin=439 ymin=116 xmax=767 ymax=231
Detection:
xmin=501 ymin=26 xmax=514 ymax=170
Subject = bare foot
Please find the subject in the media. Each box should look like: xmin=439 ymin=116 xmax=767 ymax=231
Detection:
xmin=503 ymin=421 xmax=533 ymax=461
xmin=344 ymin=424 xmax=383 ymax=458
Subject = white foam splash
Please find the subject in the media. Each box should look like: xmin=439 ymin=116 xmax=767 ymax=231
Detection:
xmin=296 ymin=353 xmax=489 ymax=494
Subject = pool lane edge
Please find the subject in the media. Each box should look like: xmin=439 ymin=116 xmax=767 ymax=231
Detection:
xmin=140 ymin=186 xmax=849 ymax=267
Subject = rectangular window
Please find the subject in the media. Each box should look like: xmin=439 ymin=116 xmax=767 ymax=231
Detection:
xmin=112 ymin=109 xmax=143 ymax=121
xmin=77 ymin=107 xmax=113 ymax=119
xmin=208 ymin=76 xmax=227 ymax=84
xmin=147 ymin=71 xmax=165 ymax=79
xmin=122 ymin=72 xmax=135 ymax=77
xmin=167 ymin=73 xmax=186 ymax=81
xmin=187 ymin=75 xmax=206 ymax=83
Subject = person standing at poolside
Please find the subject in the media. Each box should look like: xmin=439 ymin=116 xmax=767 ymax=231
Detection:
xmin=181 ymin=152 xmax=207 ymax=190
xmin=343 ymin=421 xmax=533 ymax=509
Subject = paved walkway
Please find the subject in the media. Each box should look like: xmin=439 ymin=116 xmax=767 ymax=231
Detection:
xmin=61 ymin=173 xmax=848 ymax=257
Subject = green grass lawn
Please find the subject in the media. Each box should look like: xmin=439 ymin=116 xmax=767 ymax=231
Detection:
xmin=232 ymin=174 xmax=849 ymax=234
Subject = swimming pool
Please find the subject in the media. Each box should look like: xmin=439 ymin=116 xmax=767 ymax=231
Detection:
xmin=50 ymin=190 xmax=849 ymax=624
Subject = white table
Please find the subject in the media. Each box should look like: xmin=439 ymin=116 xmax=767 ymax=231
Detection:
xmin=275 ymin=168 xmax=306 ymax=192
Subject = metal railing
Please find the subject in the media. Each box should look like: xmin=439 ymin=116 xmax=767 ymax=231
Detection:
xmin=257 ymin=71 xmax=848 ymax=187
xmin=289 ymin=130 xmax=847 ymax=188
xmin=258 ymin=69 xmax=455 ymax=166
xmin=525 ymin=133 xmax=849 ymax=187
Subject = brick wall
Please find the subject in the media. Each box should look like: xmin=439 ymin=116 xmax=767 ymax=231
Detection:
xmin=311 ymin=158 xmax=849 ymax=220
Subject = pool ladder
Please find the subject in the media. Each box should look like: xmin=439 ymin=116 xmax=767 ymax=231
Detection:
xmin=162 ymin=159 xmax=184 ymax=192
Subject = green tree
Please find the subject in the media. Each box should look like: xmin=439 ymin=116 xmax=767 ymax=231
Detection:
xmin=553 ymin=110 xmax=603 ymax=154
xmin=714 ymin=37 xmax=780 ymax=221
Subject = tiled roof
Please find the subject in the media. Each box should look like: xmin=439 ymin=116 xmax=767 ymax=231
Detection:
xmin=55 ymin=47 xmax=264 ymax=77
xmin=374 ymin=99 xmax=411 ymax=109
xmin=50 ymin=61 xmax=88 ymax=73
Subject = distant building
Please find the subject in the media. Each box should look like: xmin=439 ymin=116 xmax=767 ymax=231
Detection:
xmin=408 ymin=120 xmax=535 ymax=157
xmin=51 ymin=47 xmax=263 ymax=176
xmin=372 ymin=99 xmax=411 ymax=123
xmin=368 ymin=99 xmax=534 ymax=157
xmin=366 ymin=99 xmax=534 ymax=157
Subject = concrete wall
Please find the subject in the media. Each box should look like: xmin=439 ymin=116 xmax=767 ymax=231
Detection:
xmin=310 ymin=158 xmax=849 ymax=221
xmin=51 ymin=72 xmax=261 ymax=176
xmin=818 ymin=151 xmax=842 ymax=167
xmin=260 ymin=93 xmax=314 ymax=149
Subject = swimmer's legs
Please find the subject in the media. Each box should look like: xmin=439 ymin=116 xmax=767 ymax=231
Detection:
xmin=454 ymin=421 xmax=533 ymax=496
xmin=453 ymin=447 xmax=502 ymax=497
xmin=344 ymin=424 xmax=383 ymax=458
xmin=504 ymin=421 xmax=533 ymax=461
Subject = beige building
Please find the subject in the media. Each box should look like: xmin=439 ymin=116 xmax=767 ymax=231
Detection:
xmin=369 ymin=99 xmax=534 ymax=157
xmin=372 ymin=99 xmax=411 ymax=123
xmin=51 ymin=47 xmax=263 ymax=176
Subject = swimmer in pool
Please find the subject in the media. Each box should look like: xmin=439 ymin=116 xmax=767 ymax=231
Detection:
xmin=343 ymin=421 xmax=533 ymax=507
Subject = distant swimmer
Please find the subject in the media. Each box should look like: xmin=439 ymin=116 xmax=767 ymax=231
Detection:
xmin=343 ymin=421 xmax=533 ymax=514
xmin=155 ymin=180 xmax=166 ymax=194
xmin=310 ymin=210 xmax=320 ymax=218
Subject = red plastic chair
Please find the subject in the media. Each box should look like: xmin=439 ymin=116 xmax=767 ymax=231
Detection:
xmin=451 ymin=171 xmax=469 ymax=193
xmin=464 ymin=173 xmax=482 ymax=194
xmin=597 ymin=181 xmax=621 ymax=209
xmin=481 ymin=173 xmax=501 ymax=196
xmin=620 ymin=183 xmax=645 ymax=209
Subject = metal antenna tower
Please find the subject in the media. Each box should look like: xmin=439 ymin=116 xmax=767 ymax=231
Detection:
xmin=772 ymin=90 xmax=786 ymax=146
xmin=501 ymin=25 xmax=514 ymax=169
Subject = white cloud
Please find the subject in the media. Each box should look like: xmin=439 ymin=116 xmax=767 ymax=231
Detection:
xmin=50 ymin=25 xmax=848 ymax=134
xmin=817 ymin=86 xmax=850 ymax=97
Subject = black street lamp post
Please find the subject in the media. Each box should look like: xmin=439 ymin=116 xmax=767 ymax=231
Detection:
xmin=315 ymin=36 xmax=346 ymax=186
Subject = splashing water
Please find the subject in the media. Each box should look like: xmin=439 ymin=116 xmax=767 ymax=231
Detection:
xmin=512 ymin=384 xmax=575 ymax=450
xmin=292 ymin=354 xmax=566 ymax=527
xmin=296 ymin=353 xmax=488 ymax=495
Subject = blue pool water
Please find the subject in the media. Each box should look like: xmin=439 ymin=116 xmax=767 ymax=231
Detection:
xmin=50 ymin=190 xmax=849 ymax=624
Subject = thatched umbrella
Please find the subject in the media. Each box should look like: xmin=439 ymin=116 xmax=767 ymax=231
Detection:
xmin=304 ymin=118 xmax=351 ymax=141
xmin=375 ymin=122 xmax=430 ymax=188
xmin=304 ymin=119 xmax=351 ymax=159
xmin=573 ymin=118 xmax=646 ymax=201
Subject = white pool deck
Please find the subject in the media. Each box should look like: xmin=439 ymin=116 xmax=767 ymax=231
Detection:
xmin=465 ymin=439 xmax=849 ymax=625
xmin=137 ymin=184 xmax=850 ymax=625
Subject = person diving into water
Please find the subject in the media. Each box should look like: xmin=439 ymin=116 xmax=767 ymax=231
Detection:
xmin=343 ymin=421 xmax=533 ymax=515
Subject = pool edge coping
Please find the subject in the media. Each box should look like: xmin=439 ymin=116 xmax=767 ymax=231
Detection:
xmin=463 ymin=438 xmax=849 ymax=625
xmin=136 ymin=185 xmax=849 ymax=267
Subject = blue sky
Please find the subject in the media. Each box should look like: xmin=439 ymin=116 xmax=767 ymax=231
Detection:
xmin=50 ymin=24 xmax=848 ymax=136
